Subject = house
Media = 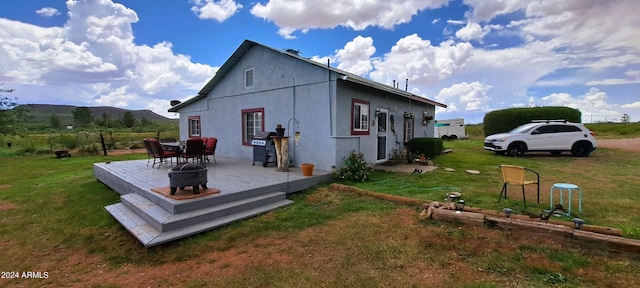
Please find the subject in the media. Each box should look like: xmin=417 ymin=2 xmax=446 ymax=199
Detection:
xmin=168 ymin=40 xmax=447 ymax=171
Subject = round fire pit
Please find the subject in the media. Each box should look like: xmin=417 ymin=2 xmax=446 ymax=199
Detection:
xmin=168 ymin=163 xmax=208 ymax=195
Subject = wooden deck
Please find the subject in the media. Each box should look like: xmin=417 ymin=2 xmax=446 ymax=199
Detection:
xmin=95 ymin=157 xmax=332 ymax=247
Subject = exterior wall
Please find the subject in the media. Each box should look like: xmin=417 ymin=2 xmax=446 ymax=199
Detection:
xmin=333 ymin=81 xmax=436 ymax=168
xmin=181 ymin=45 xmax=338 ymax=171
xmin=177 ymin=44 xmax=438 ymax=171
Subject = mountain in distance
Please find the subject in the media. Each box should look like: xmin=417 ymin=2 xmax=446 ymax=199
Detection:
xmin=17 ymin=104 xmax=177 ymax=125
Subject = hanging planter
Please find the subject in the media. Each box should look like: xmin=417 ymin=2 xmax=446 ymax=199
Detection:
xmin=403 ymin=111 xmax=415 ymax=119
xmin=275 ymin=124 xmax=285 ymax=137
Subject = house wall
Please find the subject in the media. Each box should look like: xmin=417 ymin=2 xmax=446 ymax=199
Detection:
xmin=179 ymin=45 xmax=338 ymax=170
xmin=177 ymin=44 xmax=438 ymax=171
xmin=333 ymin=81 xmax=436 ymax=168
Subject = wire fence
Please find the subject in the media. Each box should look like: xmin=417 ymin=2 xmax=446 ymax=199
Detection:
xmin=1 ymin=131 xmax=179 ymax=156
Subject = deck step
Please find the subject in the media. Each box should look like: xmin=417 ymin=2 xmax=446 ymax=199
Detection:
xmin=120 ymin=192 xmax=289 ymax=232
xmin=106 ymin=198 xmax=293 ymax=247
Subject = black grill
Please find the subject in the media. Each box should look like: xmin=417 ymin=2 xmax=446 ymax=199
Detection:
xmin=251 ymin=131 xmax=277 ymax=167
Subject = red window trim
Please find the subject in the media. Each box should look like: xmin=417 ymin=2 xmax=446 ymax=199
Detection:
xmin=351 ymin=99 xmax=370 ymax=136
xmin=188 ymin=116 xmax=201 ymax=138
xmin=242 ymin=108 xmax=265 ymax=146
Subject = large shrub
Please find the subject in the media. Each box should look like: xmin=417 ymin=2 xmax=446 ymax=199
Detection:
xmin=483 ymin=107 xmax=581 ymax=136
xmin=406 ymin=138 xmax=443 ymax=158
xmin=334 ymin=150 xmax=373 ymax=182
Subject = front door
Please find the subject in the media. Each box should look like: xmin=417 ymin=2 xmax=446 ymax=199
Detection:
xmin=377 ymin=108 xmax=388 ymax=162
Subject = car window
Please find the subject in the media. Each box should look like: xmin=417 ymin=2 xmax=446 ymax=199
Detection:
xmin=532 ymin=125 xmax=556 ymax=135
xmin=556 ymin=125 xmax=582 ymax=132
xmin=509 ymin=123 xmax=538 ymax=134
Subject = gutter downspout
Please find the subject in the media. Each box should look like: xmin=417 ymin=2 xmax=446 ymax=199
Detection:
xmin=328 ymin=59 xmax=333 ymax=137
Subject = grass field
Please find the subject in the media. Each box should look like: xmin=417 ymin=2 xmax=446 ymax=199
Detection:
xmin=0 ymin=131 xmax=639 ymax=287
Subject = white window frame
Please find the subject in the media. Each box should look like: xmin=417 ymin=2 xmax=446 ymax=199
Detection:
xmin=352 ymin=99 xmax=370 ymax=135
xmin=403 ymin=117 xmax=414 ymax=143
xmin=244 ymin=67 xmax=255 ymax=89
xmin=188 ymin=116 xmax=200 ymax=138
xmin=242 ymin=108 xmax=264 ymax=145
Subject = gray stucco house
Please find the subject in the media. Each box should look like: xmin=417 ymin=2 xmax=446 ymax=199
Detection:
xmin=168 ymin=39 xmax=447 ymax=171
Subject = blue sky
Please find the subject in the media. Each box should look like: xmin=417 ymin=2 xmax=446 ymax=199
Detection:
xmin=1 ymin=0 xmax=639 ymax=123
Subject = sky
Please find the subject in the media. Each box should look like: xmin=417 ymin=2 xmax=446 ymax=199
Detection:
xmin=1 ymin=0 xmax=639 ymax=124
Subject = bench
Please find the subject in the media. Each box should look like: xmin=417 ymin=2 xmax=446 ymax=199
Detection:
xmin=54 ymin=149 xmax=70 ymax=158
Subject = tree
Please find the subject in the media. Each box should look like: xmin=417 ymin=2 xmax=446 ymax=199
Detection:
xmin=122 ymin=111 xmax=136 ymax=128
xmin=0 ymin=84 xmax=20 ymax=134
xmin=50 ymin=114 xmax=61 ymax=129
xmin=71 ymin=107 xmax=94 ymax=127
xmin=621 ymin=113 xmax=631 ymax=123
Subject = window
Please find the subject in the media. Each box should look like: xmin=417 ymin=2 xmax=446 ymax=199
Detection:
xmin=242 ymin=108 xmax=264 ymax=145
xmin=244 ymin=67 xmax=255 ymax=89
xmin=351 ymin=99 xmax=370 ymax=135
xmin=403 ymin=117 xmax=414 ymax=143
xmin=188 ymin=116 xmax=200 ymax=138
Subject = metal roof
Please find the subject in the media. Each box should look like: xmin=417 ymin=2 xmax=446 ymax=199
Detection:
xmin=169 ymin=39 xmax=447 ymax=112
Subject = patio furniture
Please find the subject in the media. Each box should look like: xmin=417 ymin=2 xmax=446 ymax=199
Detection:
xmin=147 ymin=138 xmax=179 ymax=169
xmin=143 ymin=139 xmax=155 ymax=166
xmin=182 ymin=138 xmax=205 ymax=163
xmin=498 ymin=164 xmax=540 ymax=208
xmin=204 ymin=137 xmax=217 ymax=163
xmin=550 ymin=183 xmax=582 ymax=216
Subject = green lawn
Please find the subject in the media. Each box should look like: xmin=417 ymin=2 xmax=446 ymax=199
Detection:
xmin=1 ymin=136 xmax=639 ymax=287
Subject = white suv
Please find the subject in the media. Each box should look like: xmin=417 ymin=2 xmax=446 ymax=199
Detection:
xmin=484 ymin=120 xmax=597 ymax=157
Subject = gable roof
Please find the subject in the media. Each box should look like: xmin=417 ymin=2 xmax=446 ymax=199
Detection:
xmin=169 ymin=39 xmax=447 ymax=112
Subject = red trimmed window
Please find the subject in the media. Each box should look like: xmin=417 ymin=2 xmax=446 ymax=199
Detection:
xmin=188 ymin=116 xmax=201 ymax=138
xmin=242 ymin=108 xmax=264 ymax=145
xmin=351 ymin=99 xmax=370 ymax=135
xmin=403 ymin=117 xmax=414 ymax=143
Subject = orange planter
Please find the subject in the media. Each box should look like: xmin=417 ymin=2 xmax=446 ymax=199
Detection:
xmin=301 ymin=163 xmax=314 ymax=176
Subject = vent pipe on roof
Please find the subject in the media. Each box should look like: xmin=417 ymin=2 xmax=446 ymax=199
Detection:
xmin=392 ymin=80 xmax=396 ymax=88
xmin=405 ymin=79 xmax=408 ymax=91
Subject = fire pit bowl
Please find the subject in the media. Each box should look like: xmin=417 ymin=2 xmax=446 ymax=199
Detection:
xmin=168 ymin=163 xmax=208 ymax=195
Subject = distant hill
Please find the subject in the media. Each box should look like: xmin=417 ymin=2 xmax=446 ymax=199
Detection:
xmin=16 ymin=104 xmax=176 ymax=126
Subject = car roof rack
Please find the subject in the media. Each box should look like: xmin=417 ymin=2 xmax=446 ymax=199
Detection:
xmin=531 ymin=119 xmax=567 ymax=123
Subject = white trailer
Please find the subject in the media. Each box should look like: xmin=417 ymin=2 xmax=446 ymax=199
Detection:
xmin=435 ymin=118 xmax=467 ymax=140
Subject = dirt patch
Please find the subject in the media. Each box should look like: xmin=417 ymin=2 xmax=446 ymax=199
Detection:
xmin=597 ymin=138 xmax=640 ymax=152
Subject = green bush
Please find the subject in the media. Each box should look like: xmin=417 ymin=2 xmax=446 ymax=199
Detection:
xmin=406 ymin=138 xmax=443 ymax=158
xmin=483 ymin=107 xmax=581 ymax=136
xmin=334 ymin=150 xmax=373 ymax=182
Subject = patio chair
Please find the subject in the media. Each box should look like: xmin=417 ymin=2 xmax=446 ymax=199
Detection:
xmin=498 ymin=164 xmax=540 ymax=208
xmin=147 ymin=138 xmax=179 ymax=169
xmin=204 ymin=137 xmax=217 ymax=163
xmin=143 ymin=138 xmax=155 ymax=166
xmin=182 ymin=138 xmax=205 ymax=163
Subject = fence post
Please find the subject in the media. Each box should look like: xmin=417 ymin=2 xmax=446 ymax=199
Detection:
xmin=99 ymin=133 xmax=107 ymax=156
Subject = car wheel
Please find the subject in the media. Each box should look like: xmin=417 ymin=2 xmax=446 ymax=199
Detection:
xmin=507 ymin=143 xmax=525 ymax=157
xmin=441 ymin=135 xmax=449 ymax=141
xmin=450 ymin=135 xmax=458 ymax=140
xmin=571 ymin=141 xmax=592 ymax=157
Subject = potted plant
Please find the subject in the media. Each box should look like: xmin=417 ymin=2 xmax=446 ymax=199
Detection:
xmin=275 ymin=124 xmax=285 ymax=137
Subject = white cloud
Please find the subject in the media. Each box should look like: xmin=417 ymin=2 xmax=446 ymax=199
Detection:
xmin=0 ymin=0 xmax=216 ymax=117
xmin=370 ymin=34 xmax=473 ymax=87
xmin=621 ymin=102 xmax=640 ymax=109
xmin=541 ymin=88 xmax=621 ymax=122
xmin=455 ymin=22 xmax=490 ymax=42
xmin=435 ymin=81 xmax=492 ymax=112
xmin=190 ymin=0 xmax=243 ymax=22
xmin=36 ymin=7 xmax=60 ymax=17
xmin=333 ymin=36 xmax=376 ymax=76
xmin=463 ymin=0 xmax=529 ymax=22
xmin=250 ymin=0 xmax=449 ymax=38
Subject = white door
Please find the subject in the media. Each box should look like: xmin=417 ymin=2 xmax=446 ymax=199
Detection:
xmin=376 ymin=108 xmax=388 ymax=162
